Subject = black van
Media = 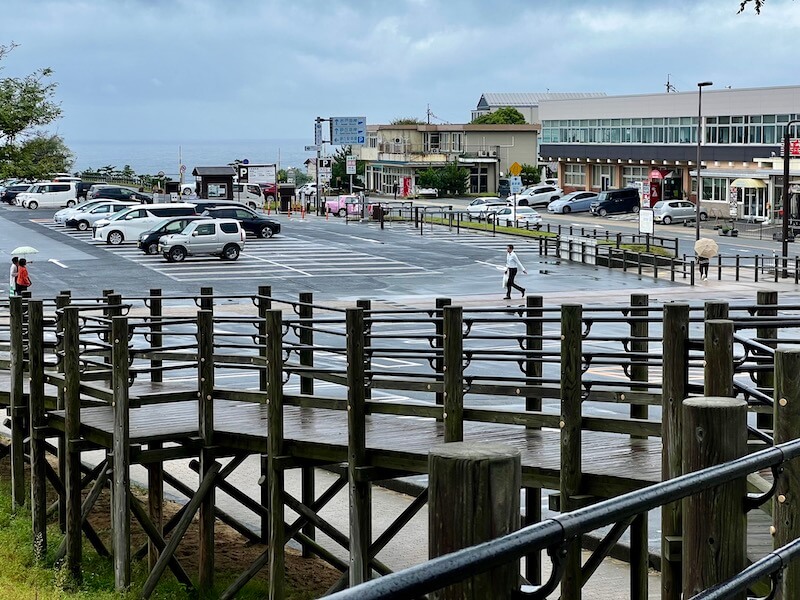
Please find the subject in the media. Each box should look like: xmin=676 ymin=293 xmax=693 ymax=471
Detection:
xmin=590 ymin=188 xmax=641 ymax=217
xmin=497 ymin=178 xmax=511 ymax=198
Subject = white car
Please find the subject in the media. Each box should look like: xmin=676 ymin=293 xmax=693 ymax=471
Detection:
xmin=53 ymin=199 xmax=135 ymax=225
xmin=93 ymin=203 xmax=199 ymax=245
xmin=159 ymin=218 xmax=246 ymax=262
xmin=17 ymin=181 xmax=79 ymax=209
xmin=465 ymin=197 xmax=508 ymax=220
xmin=65 ymin=201 xmax=139 ymax=231
xmin=510 ymin=186 xmax=563 ymax=208
xmin=490 ymin=206 xmax=543 ymax=227
xmin=298 ymin=182 xmax=317 ymax=198
xmin=416 ymin=187 xmax=438 ymax=198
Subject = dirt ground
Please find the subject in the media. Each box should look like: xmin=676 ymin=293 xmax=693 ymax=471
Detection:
xmin=0 ymin=447 xmax=341 ymax=597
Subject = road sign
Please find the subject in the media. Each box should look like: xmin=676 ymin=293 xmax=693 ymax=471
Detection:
xmin=318 ymin=158 xmax=333 ymax=178
xmin=509 ymin=176 xmax=523 ymax=194
xmin=238 ymin=166 xmax=249 ymax=182
xmin=509 ymin=162 xmax=523 ymax=177
xmin=331 ymin=116 xmax=367 ymax=145
xmin=639 ymin=208 xmax=654 ymax=235
xmin=179 ymin=164 xmax=186 ymax=174
xmin=315 ymin=121 xmax=323 ymax=145
xmin=346 ymin=155 xmax=356 ymax=175
xmin=246 ymin=164 xmax=277 ymax=184
xmin=305 ymin=145 xmax=321 ymax=152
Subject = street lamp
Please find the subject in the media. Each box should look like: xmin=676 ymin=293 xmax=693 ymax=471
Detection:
xmin=695 ymin=81 xmax=713 ymax=241
xmin=782 ymin=118 xmax=800 ymax=276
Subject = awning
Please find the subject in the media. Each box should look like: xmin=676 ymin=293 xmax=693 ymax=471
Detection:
xmin=730 ymin=178 xmax=767 ymax=189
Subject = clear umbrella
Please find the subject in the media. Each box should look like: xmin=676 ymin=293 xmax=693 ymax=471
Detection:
xmin=11 ymin=246 xmax=39 ymax=257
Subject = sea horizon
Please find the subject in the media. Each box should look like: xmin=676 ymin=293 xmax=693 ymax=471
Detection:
xmin=65 ymin=138 xmax=314 ymax=180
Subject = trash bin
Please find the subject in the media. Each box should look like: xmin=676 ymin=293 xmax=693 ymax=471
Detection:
xmin=372 ymin=204 xmax=383 ymax=221
xmin=280 ymin=197 xmax=290 ymax=212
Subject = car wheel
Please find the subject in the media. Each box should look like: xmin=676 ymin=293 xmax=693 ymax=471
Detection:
xmin=146 ymin=242 xmax=159 ymax=255
xmin=632 ymin=205 xmax=640 ymax=213
xmin=699 ymin=212 xmax=708 ymax=221
xmin=248 ymin=202 xmax=256 ymax=210
xmin=28 ymin=200 xmax=38 ymax=210
xmin=222 ymin=244 xmax=240 ymax=260
xmin=562 ymin=206 xmax=571 ymax=214
xmin=66 ymin=199 xmax=76 ymax=208
xmin=259 ymin=225 xmax=274 ymax=238
xmin=107 ymin=230 xmax=124 ymax=245
xmin=599 ymin=208 xmax=608 ymax=217
xmin=338 ymin=208 xmax=347 ymax=217
xmin=169 ymin=246 xmax=187 ymax=262
xmin=163 ymin=252 xmax=174 ymax=263
xmin=77 ymin=220 xmax=89 ymax=231
xmin=266 ymin=195 xmax=275 ymax=203
xmin=662 ymin=215 xmax=672 ymax=225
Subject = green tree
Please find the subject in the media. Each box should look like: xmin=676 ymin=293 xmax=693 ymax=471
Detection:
xmin=2 ymin=134 xmax=72 ymax=180
xmin=416 ymin=168 xmax=439 ymax=189
xmin=437 ymin=162 xmax=470 ymax=196
xmin=519 ymin=163 xmax=540 ymax=186
xmin=331 ymin=145 xmax=364 ymax=191
xmin=471 ymin=107 xmax=526 ymax=125
xmin=390 ymin=117 xmax=423 ymax=125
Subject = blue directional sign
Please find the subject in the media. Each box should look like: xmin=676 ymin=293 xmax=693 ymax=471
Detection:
xmin=331 ymin=116 xmax=367 ymax=146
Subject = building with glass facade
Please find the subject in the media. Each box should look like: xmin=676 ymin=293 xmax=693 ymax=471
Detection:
xmin=539 ymin=86 xmax=800 ymax=221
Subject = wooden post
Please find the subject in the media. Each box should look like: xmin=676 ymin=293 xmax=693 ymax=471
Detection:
xmin=774 ymin=349 xmax=800 ymax=600
xmin=356 ymin=298 xmax=370 ymax=400
xmin=442 ymin=305 xmax=464 ymax=443
xmin=434 ymin=298 xmax=451 ymax=409
xmin=661 ymin=303 xmax=689 ymax=600
xmin=28 ymin=300 xmax=47 ymax=561
xmin=300 ymin=292 xmax=316 ymax=558
xmin=560 ymin=303 xmax=582 ymax=599
xmin=200 ymin=286 xmax=213 ymax=312
xmin=8 ymin=296 xmax=25 ymax=508
xmin=197 ymin=310 xmax=215 ymax=591
xmin=63 ymin=306 xmax=83 ymax=585
xmin=429 ymin=443 xmax=521 ymax=600
xmin=756 ymin=290 xmax=778 ymax=431
xmin=147 ymin=441 xmax=163 ymax=572
xmin=149 ymin=288 xmax=163 ymax=383
xmin=266 ymin=309 xmax=286 ymax=600
xmin=257 ymin=285 xmax=271 ymax=544
xmin=704 ymin=320 xmax=734 ymax=397
xmin=524 ymin=295 xmax=543 ymax=585
xmin=682 ymin=397 xmax=747 ymax=599
xmin=55 ymin=292 xmax=70 ymax=533
xmin=347 ymin=307 xmax=371 ymax=586
xmin=105 ymin=293 xmax=122 ymax=387
xmin=111 ymin=315 xmax=131 ymax=591
xmin=704 ymin=300 xmax=729 ymax=321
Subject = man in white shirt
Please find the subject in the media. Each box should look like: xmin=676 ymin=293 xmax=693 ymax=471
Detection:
xmin=504 ymin=245 xmax=527 ymax=299
xmin=9 ymin=257 xmax=18 ymax=297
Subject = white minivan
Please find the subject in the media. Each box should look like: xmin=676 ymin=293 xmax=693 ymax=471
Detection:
xmin=92 ymin=203 xmax=198 ymax=245
xmin=17 ymin=182 xmax=79 ymax=209
xmin=231 ymin=183 xmax=264 ymax=209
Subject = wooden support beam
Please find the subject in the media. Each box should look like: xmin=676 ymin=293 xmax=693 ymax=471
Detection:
xmin=560 ymin=303 xmax=582 ymax=600
xmin=524 ymin=295 xmax=544 ymax=585
xmin=111 ymin=315 xmax=131 ymax=591
xmin=104 ymin=293 xmax=122 ymax=388
xmin=55 ymin=294 xmax=71 ymax=534
xmin=149 ymin=288 xmax=163 ymax=384
xmin=266 ymin=308 xmax=286 ymax=600
xmin=662 ymin=303 xmax=689 ymax=600
xmin=147 ymin=441 xmax=163 ymax=571
xmin=434 ymin=297 xmax=451 ymax=409
xmin=347 ymin=307 xmax=371 ymax=586
xmin=756 ymin=290 xmax=777 ymax=431
xmin=774 ymin=349 xmax=800 ymax=600
xmin=197 ymin=309 xmax=215 ymax=592
xmin=257 ymin=284 xmax=271 ymax=544
xmin=63 ymin=306 xmax=83 ymax=585
xmin=55 ymin=458 xmax=110 ymax=562
xmin=9 ymin=296 xmax=25 ymax=508
xmin=301 ymin=292 xmax=316 ymax=558
xmin=27 ymin=300 xmax=47 ymax=560
xmin=682 ymin=397 xmax=747 ymax=598
xmin=442 ymin=305 xmax=463 ymax=443
xmin=704 ymin=319 xmax=734 ymax=397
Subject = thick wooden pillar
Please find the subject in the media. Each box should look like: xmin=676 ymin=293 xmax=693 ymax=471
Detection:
xmin=661 ymin=303 xmax=689 ymax=600
xmin=347 ymin=307 xmax=371 ymax=586
xmin=266 ymin=309 xmax=286 ymax=600
xmin=429 ymin=443 xmax=521 ymax=599
xmin=524 ymin=295 xmax=544 ymax=585
xmin=442 ymin=305 xmax=464 ymax=443
xmin=434 ymin=298 xmax=451 ymax=409
xmin=756 ymin=290 xmax=777 ymax=431
xmin=774 ymin=349 xmax=800 ymax=600
xmin=149 ymin=288 xmax=162 ymax=383
xmin=704 ymin=320 xmax=734 ymax=397
xmin=63 ymin=306 xmax=83 ymax=585
xmin=111 ymin=315 xmax=131 ymax=591
xmin=8 ymin=296 xmax=25 ymax=508
xmin=682 ymin=397 xmax=747 ymax=599
xmin=560 ymin=303 xmax=582 ymax=600
xmin=257 ymin=285 xmax=271 ymax=544
xmin=55 ymin=292 xmax=71 ymax=533
xmin=197 ymin=310 xmax=215 ymax=591
xmin=300 ymin=292 xmax=316 ymax=558
xmin=27 ymin=299 xmax=47 ymax=560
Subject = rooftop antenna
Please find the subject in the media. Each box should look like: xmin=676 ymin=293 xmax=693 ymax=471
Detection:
xmin=665 ymin=74 xmax=678 ymax=93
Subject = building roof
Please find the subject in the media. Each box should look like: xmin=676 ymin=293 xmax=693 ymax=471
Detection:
xmin=192 ymin=166 xmax=235 ymax=177
xmin=476 ymin=92 xmax=607 ymax=108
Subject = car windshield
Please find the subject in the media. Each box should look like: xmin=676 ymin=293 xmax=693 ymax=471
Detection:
xmin=653 ymin=202 xmax=666 ymax=208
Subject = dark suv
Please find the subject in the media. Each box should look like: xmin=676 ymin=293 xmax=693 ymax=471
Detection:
xmin=590 ymin=188 xmax=641 ymax=217
xmin=77 ymin=181 xmax=104 ymax=200
xmin=137 ymin=215 xmax=210 ymax=254
xmin=1 ymin=183 xmax=34 ymax=205
xmin=90 ymin=185 xmax=152 ymax=203
xmin=201 ymin=206 xmax=281 ymax=238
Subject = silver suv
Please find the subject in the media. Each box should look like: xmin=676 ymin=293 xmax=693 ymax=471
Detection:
xmin=159 ymin=218 xmax=245 ymax=262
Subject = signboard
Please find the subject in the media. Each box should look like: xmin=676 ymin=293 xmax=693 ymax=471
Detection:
xmin=729 ymin=186 xmax=739 ymax=217
xmin=331 ymin=116 xmax=367 ymax=145
xmin=346 ymin=155 xmax=357 ymax=175
xmin=318 ymin=158 xmax=333 ymax=178
xmin=509 ymin=162 xmax=523 ymax=177
xmin=305 ymin=145 xmax=320 ymax=152
xmin=245 ymin=164 xmax=277 ymax=184
xmin=639 ymin=208 xmax=654 ymax=235
xmin=779 ymin=138 xmax=800 ymax=157
xmin=315 ymin=121 xmax=323 ymax=145
xmin=509 ymin=176 xmax=523 ymax=194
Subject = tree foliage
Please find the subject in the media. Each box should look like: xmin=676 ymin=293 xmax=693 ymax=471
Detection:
xmin=471 ymin=107 xmax=526 ymax=125
xmin=738 ymin=0 xmax=765 ymax=12
xmin=390 ymin=117 xmax=424 ymax=125
xmin=415 ymin=163 xmax=470 ymax=196
xmin=0 ymin=43 xmax=70 ymax=179
xmin=331 ymin=145 xmax=364 ymax=190
xmin=519 ymin=163 xmax=540 ymax=186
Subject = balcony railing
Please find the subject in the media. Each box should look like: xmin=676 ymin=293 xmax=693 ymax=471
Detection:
xmin=376 ymin=142 xmax=499 ymax=159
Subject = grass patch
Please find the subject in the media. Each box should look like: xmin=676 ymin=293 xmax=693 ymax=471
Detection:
xmin=596 ymin=241 xmax=675 ymax=257
xmin=418 ymin=216 xmax=558 ymax=238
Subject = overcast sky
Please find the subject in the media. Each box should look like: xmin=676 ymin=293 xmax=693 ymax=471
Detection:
xmin=2 ymin=0 xmax=798 ymax=143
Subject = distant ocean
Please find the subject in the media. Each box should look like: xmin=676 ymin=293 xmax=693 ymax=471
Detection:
xmin=66 ymin=138 xmax=311 ymax=180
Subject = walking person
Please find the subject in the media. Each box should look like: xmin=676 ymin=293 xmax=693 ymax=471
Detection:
xmin=503 ymin=244 xmax=527 ymax=299
xmin=697 ymin=255 xmax=710 ymax=281
xmin=9 ymin=256 xmax=18 ymax=297
xmin=15 ymin=258 xmax=31 ymax=295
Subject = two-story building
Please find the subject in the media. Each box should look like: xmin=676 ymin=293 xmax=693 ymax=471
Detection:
xmin=358 ymin=123 xmax=539 ymax=196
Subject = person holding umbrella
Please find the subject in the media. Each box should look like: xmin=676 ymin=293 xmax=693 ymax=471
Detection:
xmin=9 ymin=256 xmax=18 ymax=297
xmin=694 ymin=238 xmax=719 ymax=281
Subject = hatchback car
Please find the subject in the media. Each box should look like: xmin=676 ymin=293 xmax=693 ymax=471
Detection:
xmin=65 ymin=200 xmax=138 ymax=230
xmin=200 ymin=205 xmax=281 ymax=238
xmin=90 ymin=185 xmax=152 ymax=203
xmin=138 ymin=216 xmax=211 ymax=254
xmin=465 ymin=197 xmax=508 ymax=220
xmin=511 ymin=186 xmax=563 ymax=208
xmin=1 ymin=183 xmax=35 ymax=205
xmin=489 ymin=206 xmax=543 ymax=227
xmin=547 ymin=191 xmax=598 ymax=214
xmin=653 ymin=200 xmax=708 ymax=224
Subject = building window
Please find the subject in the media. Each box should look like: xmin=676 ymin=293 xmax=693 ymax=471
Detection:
xmin=701 ymin=177 xmax=729 ymax=201
xmin=425 ymin=133 xmax=441 ymax=152
xmin=623 ymin=166 xmax=649 ymax=188
xmin=563 ymin=163 xmax=585 ymax=186
xmin=592 ymin=165 xmax=613 ymax=188
xmin=450 ymin=133 xmax=463 ymax=152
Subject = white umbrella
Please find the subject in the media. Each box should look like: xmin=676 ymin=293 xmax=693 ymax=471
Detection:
xmin=11 ymin=246 xmax=39 ymax=257
xmin=694 ymin=238 xmax=719 ymax=259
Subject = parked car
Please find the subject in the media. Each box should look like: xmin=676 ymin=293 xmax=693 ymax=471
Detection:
xmin=17 ymin=181 xmax=79 ymax=209
xmin=258 ymin=182 xmax=278 ymax=203
xmin=159 ymin=218 xmax=246 ymax=262
xmin=416 ymin=187 xmax=438 ymax=198
xmin=297 ymin=182 xmax=317 ymax=198
xmin=90 ymin=185 xmax=152 ymax=203
xmin=231 ymin=183 xmax=265 ymax=209
xmin=76 ymin=181 xmax=104 ymax=200
xmin=54 ymin=198 xmax=129 ymax=225
xmin=325 ymin=194 xmax=364 ymax=217
xmin=465 ymin=197 xmax=508 ymax=220
xmin=497 ymin=178 xmax=511 ymax=198
xmin=510 ymin=186 xmax=563 ymax=208
xmin=653 ymin=200 xmax=707 ymax=224
xmin=590 ymin=188 xmax=642 ymax=217
xmin=1 ymin=183 xmax=35 ymax=205
xmin=93 ymin=203 xmax=199 ymax=244
xmin=547 ymin=191 xmax=598 ymax=214
xmin=489 ymin=206 xmax=543 ymax=227
xmin=65 ymin=201 xmax=139 ymax=231
xmin=138 ymin=216 xmax=211 ymax=255
xmin=199 ymin=205 xmax=281 ymax=238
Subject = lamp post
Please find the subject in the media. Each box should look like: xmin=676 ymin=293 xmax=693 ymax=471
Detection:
xmin=782 ymin=119 xmax=800 ymax=276
xmin=695 ymin=81 xmax=713 ymax=241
